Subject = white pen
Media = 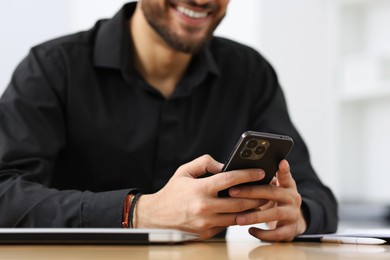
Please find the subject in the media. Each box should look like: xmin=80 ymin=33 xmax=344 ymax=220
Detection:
xmin=321 ymin=236 xmax=386 ymax=245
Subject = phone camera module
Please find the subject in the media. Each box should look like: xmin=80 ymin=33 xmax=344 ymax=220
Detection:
xmin=240 ymin=138 xmax=270 ymax=160
xmin=240 ymin=149 xmax=253 ymax=158
xmin=246 ymin=139 xmax=258 ymax=149
xmin=255 ymin=146 xmax=266 ymax=155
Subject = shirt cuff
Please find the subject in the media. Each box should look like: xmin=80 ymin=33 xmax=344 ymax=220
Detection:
xmin=80 ymin=189 xmax=138 ymax=227
xmin=301 ymin=197 xmax=325 ymax=234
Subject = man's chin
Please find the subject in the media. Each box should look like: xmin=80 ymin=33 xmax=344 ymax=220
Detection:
xmin=171 ymin=40 xmax=207 ymax=54
xmin=168 ymin=34 xmax=211 ymax=53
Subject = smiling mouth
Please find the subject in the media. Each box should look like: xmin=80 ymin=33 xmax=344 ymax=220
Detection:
xmin=176 ymin=6 xmax=208 ymax=19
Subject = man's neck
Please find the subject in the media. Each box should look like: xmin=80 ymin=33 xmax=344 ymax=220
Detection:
xmin=129 ymin=4 xmax=192 ymax=98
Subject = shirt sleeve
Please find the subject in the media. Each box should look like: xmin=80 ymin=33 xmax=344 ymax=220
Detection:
xmin=249 ymin=55 xmax=338 ymax=234
xmin=0 ymin=46 xmax=131 ymax=227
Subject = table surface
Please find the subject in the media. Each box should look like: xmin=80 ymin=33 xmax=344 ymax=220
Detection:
xmin=1 ymin=239 xmax=389 ymax=260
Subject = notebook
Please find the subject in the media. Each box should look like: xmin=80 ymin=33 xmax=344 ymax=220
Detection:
xmin=0 ymin=228 xmax=199 ymax=244
xmin=295 ymin=228 xmax=390 ymax=244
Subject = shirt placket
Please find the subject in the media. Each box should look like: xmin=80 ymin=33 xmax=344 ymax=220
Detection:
xmin=152 ymin=100 xmax=179 ymax=191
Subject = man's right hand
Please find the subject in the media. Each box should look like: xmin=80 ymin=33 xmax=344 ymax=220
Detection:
xmin=133 ymin=154 xmax=265 ymax=240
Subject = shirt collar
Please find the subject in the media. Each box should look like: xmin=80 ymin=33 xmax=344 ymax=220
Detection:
xmin=93 ymin=2 xmax=220 ymax=79
xmin=93 ymin=3 xmax=135 ymax=69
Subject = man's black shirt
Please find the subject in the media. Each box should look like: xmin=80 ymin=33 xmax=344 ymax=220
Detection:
xmin=0 ymin=3 xmax=337 ymax=232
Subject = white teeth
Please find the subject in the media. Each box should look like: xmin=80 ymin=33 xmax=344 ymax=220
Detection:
xmin=177 ymin=6 xmax=207 ymax=19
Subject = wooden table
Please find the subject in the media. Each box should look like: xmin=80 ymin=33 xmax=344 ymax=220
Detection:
xmin=1 ymin=239 xmax=389 ymax=259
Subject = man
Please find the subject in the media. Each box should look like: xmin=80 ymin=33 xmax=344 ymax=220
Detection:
xmin=0 ymin=0 xmax=337 ymax=241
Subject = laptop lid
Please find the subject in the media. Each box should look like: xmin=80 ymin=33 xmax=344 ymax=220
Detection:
xmin=0 ymin=228 xmax=199 ymax=244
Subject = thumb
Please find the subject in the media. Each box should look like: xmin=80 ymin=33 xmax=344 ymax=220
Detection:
xmin=276 ymin=159 xmax=296 ymax=189
xmin=177 ymin=154 xmax=223 ymax=178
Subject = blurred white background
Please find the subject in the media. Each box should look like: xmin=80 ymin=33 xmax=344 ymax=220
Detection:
xmin=1 ymin=0 xmax=390 ymax=213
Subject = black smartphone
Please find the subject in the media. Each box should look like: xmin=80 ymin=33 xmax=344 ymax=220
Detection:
xmin=218 ymin=131 xmax=294 ymax=197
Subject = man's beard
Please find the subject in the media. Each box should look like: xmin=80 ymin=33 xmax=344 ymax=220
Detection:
xmin=141 ymin=1 xmax=224 ymax=54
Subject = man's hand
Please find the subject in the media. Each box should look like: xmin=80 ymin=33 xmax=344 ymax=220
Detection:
xmin=133 ymin=155 xmax=266 ymax=240
xmin=228 ymin=159 xmax=307 ymax=242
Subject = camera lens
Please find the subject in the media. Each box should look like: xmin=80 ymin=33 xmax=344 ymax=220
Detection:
xmin=255 ymin=146 xmax=266 ymax=155
xmin=246 ymin=139 xmax=258 ymax=148
xmin=240 ymin=149 xmax=252 ymax=158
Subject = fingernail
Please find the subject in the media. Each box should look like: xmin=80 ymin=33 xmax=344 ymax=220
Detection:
xmin=237 ymin=216 xmax=247 ymax=225
xmin=248 ymin=227 xmax=257 ymax=236
xmin=229 ymin=187 xmax=240 ymax=196
xmin=259 ymin=170 xmax=265 ymax=179
xmin=281 ymin=159 xmax=290 ymax=171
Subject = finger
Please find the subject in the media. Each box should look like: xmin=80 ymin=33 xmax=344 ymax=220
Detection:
xmin=206 ymin=169 xmax=265 ymax=194
xmin=197 ymin=227 xmax=227 ymax=241
xmin=275 ymin=160 xmax=296 ymax=189
xmin=210 ymin=197 xmax=265 ymax=213
xmin=211 ymin=213 xmax=242 ymax=227
xmin=236 ymin=205 xmax=294 ymax=226
xmin=178 ymin=154 xmax=223 ymax=178
xmin=259 ymin=200 xmax=275 ymax=211
xmin=229 ymin=184 xmax=294 ymax=204
xmin=267 ymin=220 xmax=278 ymax=230
xmin=187 ymin=214 xmax=242 ymax=236
xmin=260 ymin=201 xmax=278 ymax=230
xmin=270 ymin=177 xmax=277 ymax=186
xmin=249 ymin=225 xmax=297 ymax=242
xmin=191 ymin=197 xmax=265 ymax=216
xmin=212 ymin=210 xmax=274 ymax=229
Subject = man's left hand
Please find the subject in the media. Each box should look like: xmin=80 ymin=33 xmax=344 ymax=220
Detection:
xmin=228 ymin=159 xmax=307 ymax=242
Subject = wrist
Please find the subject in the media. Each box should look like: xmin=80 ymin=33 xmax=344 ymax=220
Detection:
xmin=133 ymin=194 xmax=154 ymax=228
